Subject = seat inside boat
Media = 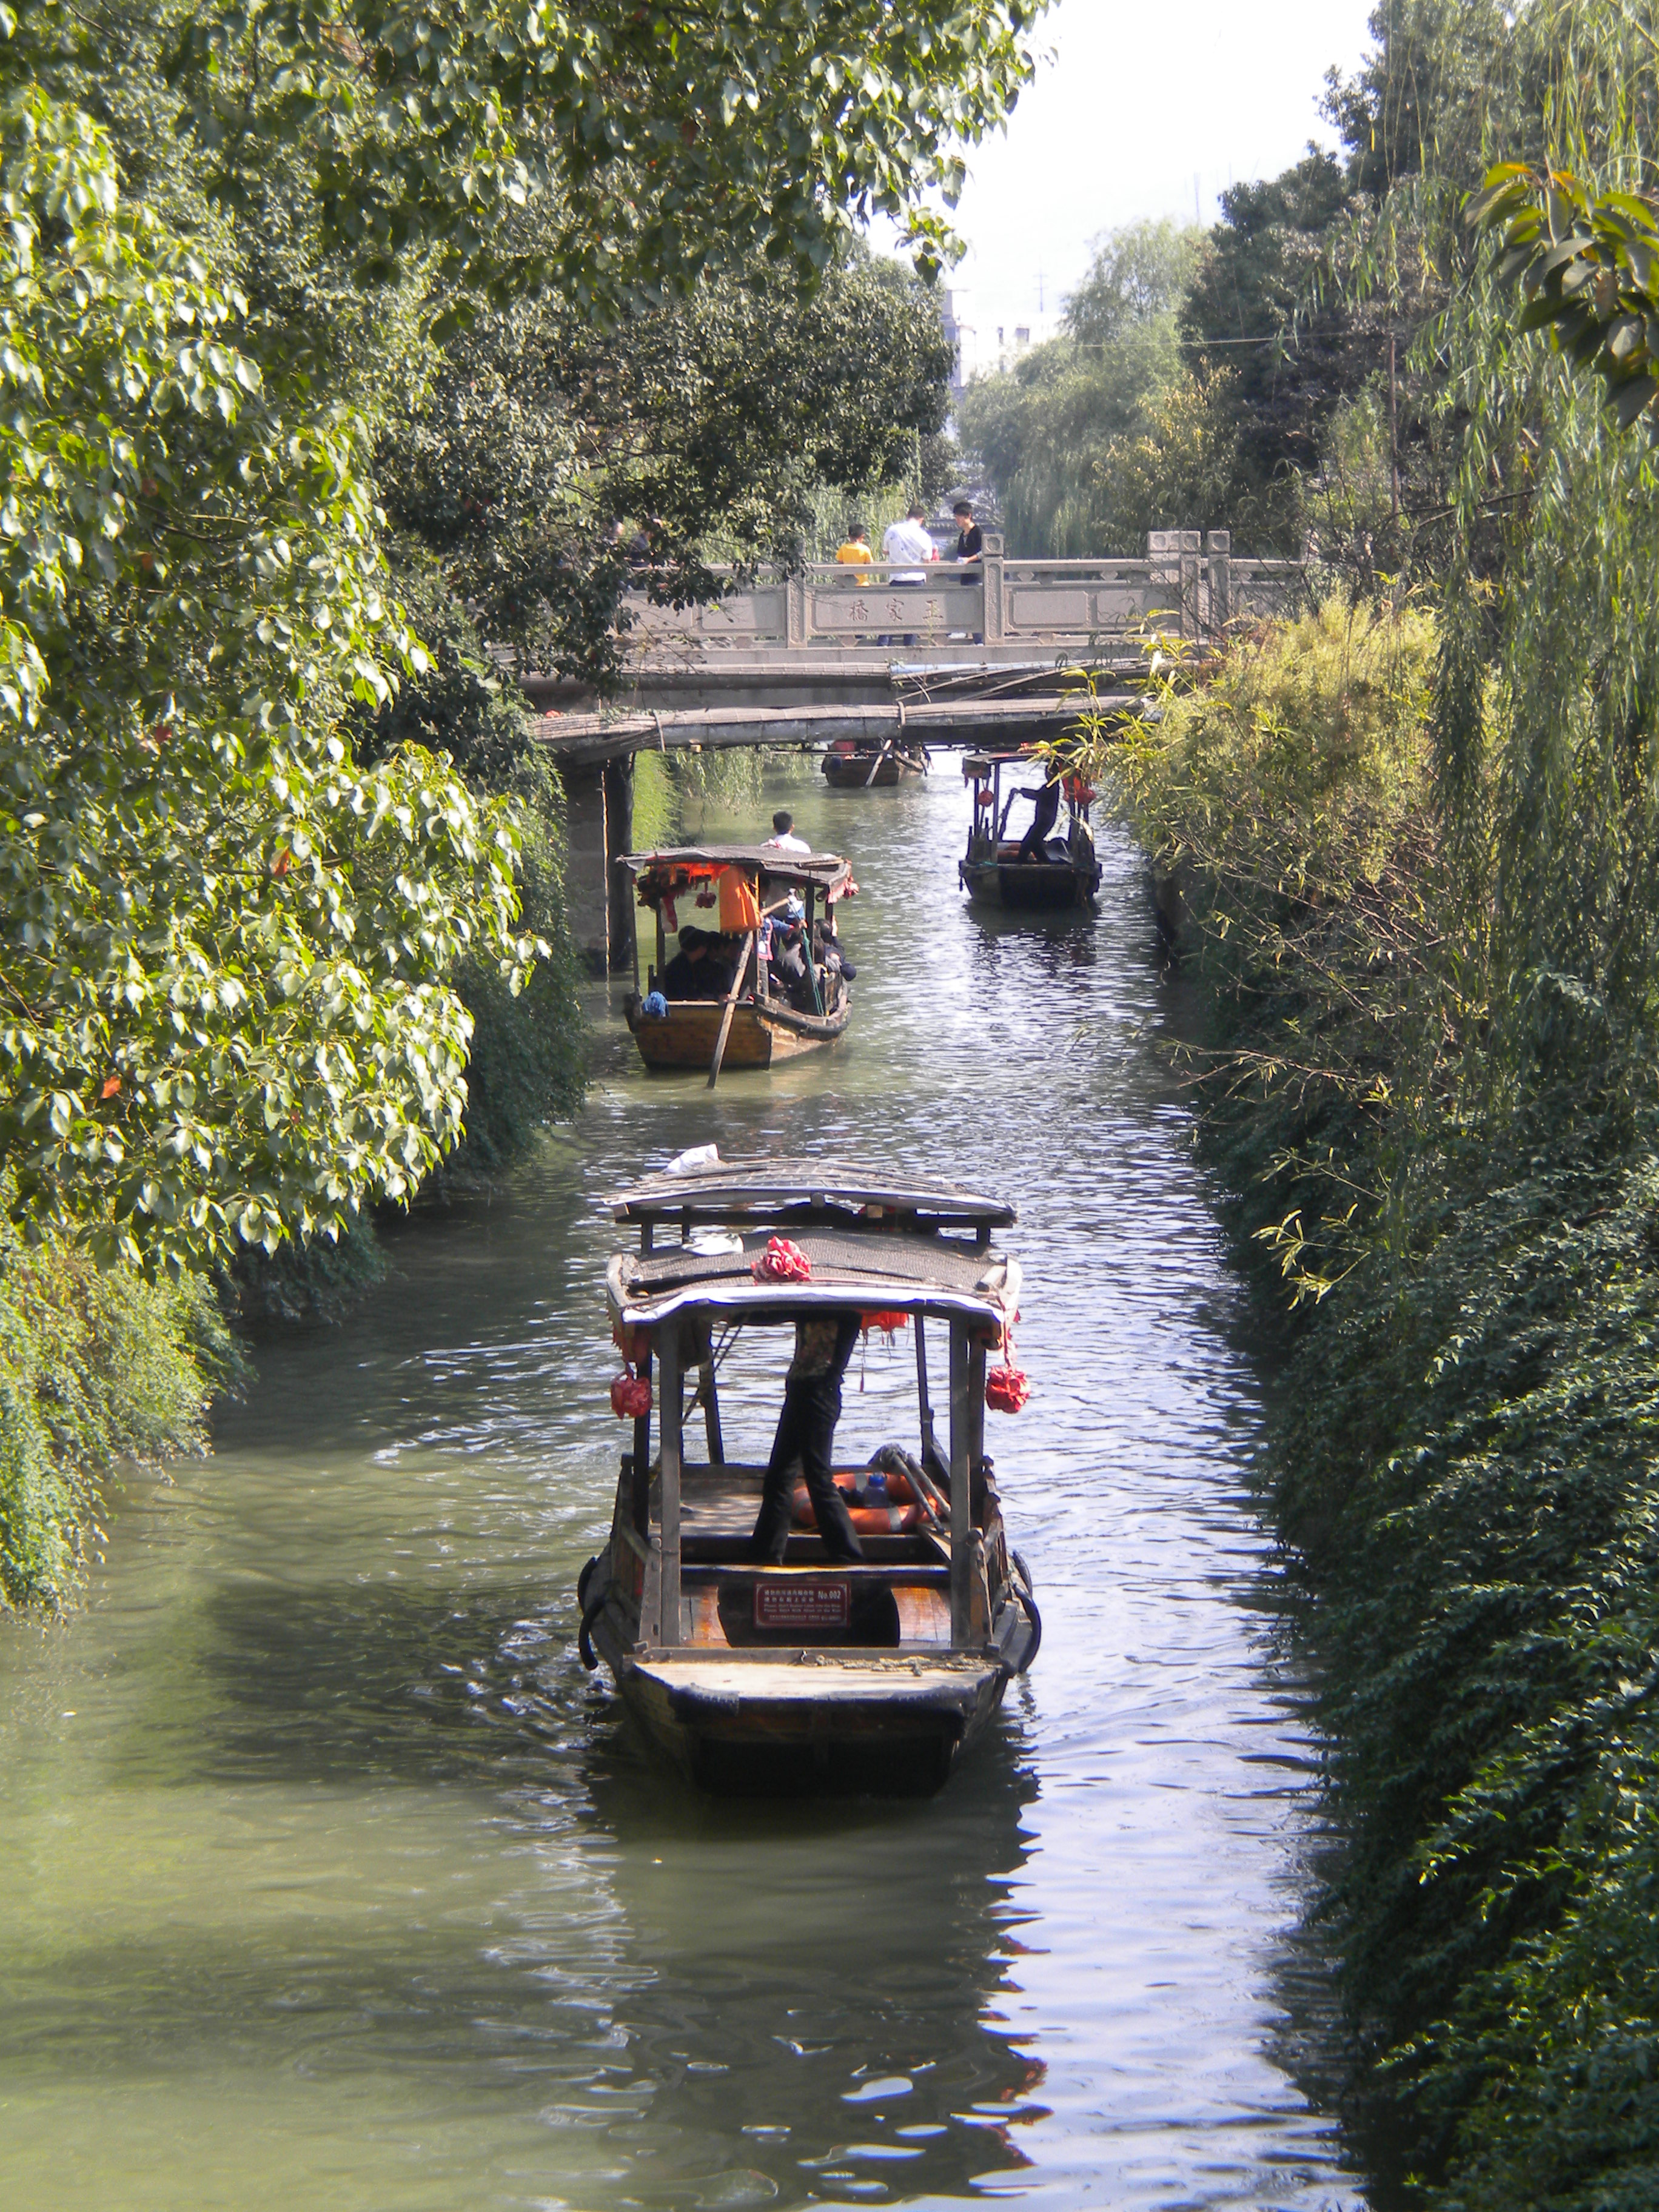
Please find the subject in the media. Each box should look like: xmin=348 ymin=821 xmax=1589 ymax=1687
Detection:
xmin=671 ymin=1461 xmax=955 ymax=1650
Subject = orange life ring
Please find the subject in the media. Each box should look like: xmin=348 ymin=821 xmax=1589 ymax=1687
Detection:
xmin=789 ymin=1478 xmax=925 ymax=1533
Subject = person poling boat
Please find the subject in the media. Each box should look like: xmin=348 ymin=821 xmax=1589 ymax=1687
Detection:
xmin=959 ymin=749 xmax=1102 ymax=911
xmin=620 ymin=845 xmax=858 ymax=1082
xmin=575 ymin=1156 xmax=1041 ymax=1796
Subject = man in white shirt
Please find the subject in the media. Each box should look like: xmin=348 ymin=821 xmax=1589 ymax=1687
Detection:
xmin=762 ymin=809 xmax=810 ymax=853
xmin=879 ymin=504 xmax=937 ymax=643
xmin=880 ymin=504 xmax=936 ymax=583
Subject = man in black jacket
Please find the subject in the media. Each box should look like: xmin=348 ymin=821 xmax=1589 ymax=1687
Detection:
xmin=1014 ymin=773 xmax=1062 ymax=863
xmin=662 ymin=927 xmax=720 ymax=997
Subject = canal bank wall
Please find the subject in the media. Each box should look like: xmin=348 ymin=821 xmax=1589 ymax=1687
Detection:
xmin=1110 ymin=604 xmax=1659 ymax=2212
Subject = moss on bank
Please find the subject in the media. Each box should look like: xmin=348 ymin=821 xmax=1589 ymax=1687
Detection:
xmin=1104 ymin=606 xmax=1659 ymax=2210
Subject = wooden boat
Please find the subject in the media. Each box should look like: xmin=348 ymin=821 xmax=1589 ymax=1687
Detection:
xmin=959 ymin=749 xmax=1102 ymax=911
xmin=822 ymin=738 xmax=928 ymax=788
xmin=577 ymin=1160 xmax=1042 ymax=1795
xmin=620 ymin=845 xmax=856 ymax=1078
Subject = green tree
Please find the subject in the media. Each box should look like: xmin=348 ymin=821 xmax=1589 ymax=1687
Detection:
xmin=958 ymin=218 xmax=1199 ymax=555
xmin=381 ymin=246 xmax=955 ymax=682
xmin=0 ymin=85 xmax=543 ymax=1273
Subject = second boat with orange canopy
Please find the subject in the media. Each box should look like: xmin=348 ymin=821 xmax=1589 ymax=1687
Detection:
xmin=620 ymin=844 xmax=857 ymax=1082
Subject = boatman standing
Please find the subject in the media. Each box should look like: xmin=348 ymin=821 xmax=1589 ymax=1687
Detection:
xmin=751 ymin=1314 xmax=866 ymax=1564
xmin=1014 ymin=772 xmax=1062 ymax=863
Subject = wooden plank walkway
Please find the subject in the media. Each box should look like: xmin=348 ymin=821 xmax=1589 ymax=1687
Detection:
xmin=531 ymin=692 xmax=1142 ymax=766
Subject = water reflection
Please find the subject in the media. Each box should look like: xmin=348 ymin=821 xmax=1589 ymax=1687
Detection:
xmin=577 ymin=1720 xmax=1043 ymax=2207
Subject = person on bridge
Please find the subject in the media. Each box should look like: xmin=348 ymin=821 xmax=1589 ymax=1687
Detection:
xmin=879 ymin=504 xmax=937 ymax=646
xmin=836 ymin=523 xmax=874 ymax=583
xmin=1014 ymin=773 xmax=1063 ymax=864
xmin=950 ymin=500 xmax=986 ymax=644
xmin=951 ymin=501 xmax=984 ymax=572
xmin=750 ymin=1313 xmax=866 ymax=1565
xmin=763 ymin=809 xmax=811 ymax=854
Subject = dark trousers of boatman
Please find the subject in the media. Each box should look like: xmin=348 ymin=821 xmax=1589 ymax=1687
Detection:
xmin=751 ymin=1318 xmax=866 ymax=1563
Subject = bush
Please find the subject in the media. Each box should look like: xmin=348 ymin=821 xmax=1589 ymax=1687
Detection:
xmin=1099 ymin=603 xmax=1659 ymax=2208
xmin=443 ymin=747 xmax=586 ymax=1181
xmin=0 ymin=1215 xmax=236 ymax=1609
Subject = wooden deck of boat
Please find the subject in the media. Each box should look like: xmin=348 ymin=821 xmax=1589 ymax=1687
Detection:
xmin=630 ymin=1653 xmax=993 ymax=1701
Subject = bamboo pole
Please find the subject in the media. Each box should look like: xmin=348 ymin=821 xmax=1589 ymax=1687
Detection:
xmin=706 ymin=928 xmax=756 ymax=1090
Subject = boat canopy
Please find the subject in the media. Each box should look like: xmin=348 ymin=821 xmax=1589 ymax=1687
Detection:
xmin=606 ymin=1228 xmax=1021 ymax=1332
xmin=960 ymin=749 xmax=1036 ymax=774
xmin=606 ymin=1159 xmax=1015 ymax=1235
xmin=620 ymin=845 xmax=853 ymax=899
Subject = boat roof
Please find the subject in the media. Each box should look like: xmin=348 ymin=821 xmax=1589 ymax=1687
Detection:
xmin=620 ymin=845 xmax=851 ymax=894
xmin=607 ymin=1160 xmax=1015 ymax=1232
xmin=961 ymin=750 xmax=1038 ymax=771
xmin=607 ymin=1227 xmax=1021 ymax=1329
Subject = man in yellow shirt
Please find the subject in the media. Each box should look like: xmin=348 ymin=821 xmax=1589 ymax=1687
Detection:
xmin=835 ymin=522 xmax=874 ymax=584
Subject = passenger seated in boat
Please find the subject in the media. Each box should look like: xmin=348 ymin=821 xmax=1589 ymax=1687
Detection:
xmin=813 ymin=917 xmax=856 ymax=987
xmin=771 ymin=922 xmax=812 ymax=1008
xmin=661 ymin=926 xmax=725 ymax=999
xmin=1013 ymin=773 xmax=1062 ymax=863
xmin=751 ymin=1314 xmax=866 ymax=1563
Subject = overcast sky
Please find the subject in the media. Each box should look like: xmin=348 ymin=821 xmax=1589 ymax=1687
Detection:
xmin=927 ymin=0 xmax=1382 ymax=359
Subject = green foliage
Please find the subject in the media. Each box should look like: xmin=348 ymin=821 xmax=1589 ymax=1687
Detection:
xmin=226 ymin=1216 xmax=389 ymax=1327
xmin=0 ymin=1201 xmax=235 ymax=1606
xmin=1064 ymin=215 xmax=1201 ymax=345
xmin=1469 ymin=161 xmax=1659 ymax=432
xmin=443 ymin=750 xmax=585 ymax=1179
xmin=382 ymin=246 xmax=955 ymax=683
xmin=1182 ymin=150 xmax=1356 ymax=492
xmin=349 ymin=572 xmax=586 ymax=1178
xmin=0 ymin=79 xmax=543 ymax=1275
xmin=1099 ymin=595 xmax=1659 ymax=2207
xmin=1088 ymin=603 xmax=1440 ymax=1293
xmin=47 ymin=0 xmax=1048 ymax=312
xmin=352 ymin=546 xmax=532 ymax=786
xmin=629 ymin=749 xmax=677 ymax=854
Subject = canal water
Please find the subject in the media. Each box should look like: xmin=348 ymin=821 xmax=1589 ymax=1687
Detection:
xmin=0 ymin=762 xmax=1370 ymax=2211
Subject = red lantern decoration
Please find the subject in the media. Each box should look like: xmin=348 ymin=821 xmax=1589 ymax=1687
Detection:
xmin=985 ymin=1310 xmax=1030 ymax=1413
xmin=860 ymin=1309 xmax=909 ymax=1336
xmin=610 ymin=1370 xmax=652 ymax=1419
xmin=985 ymin=1362 xmax=1030 ymax=1413
xmin=974 ymin=786 xmax=994 ymax=808
xmin=751 ymin=1236 xmax=813 ymax=1283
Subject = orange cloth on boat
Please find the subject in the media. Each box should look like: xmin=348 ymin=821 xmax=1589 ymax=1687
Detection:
xmin=717 ymin=868 xmax=761 ymax=934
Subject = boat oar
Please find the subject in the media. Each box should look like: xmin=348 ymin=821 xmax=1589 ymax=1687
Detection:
xmin=706 ymin=928 xmax=756 ymax=1090
xmin=863 ymin=737 xmax=894 ymax=788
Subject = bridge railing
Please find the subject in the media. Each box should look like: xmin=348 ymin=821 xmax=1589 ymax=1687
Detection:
xmin=620 ymin=531 xmax=1306 ymax=657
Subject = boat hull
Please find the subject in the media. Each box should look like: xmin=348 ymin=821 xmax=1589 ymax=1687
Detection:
xmin=959 ymin=825 xmax=1102 ymax=910
xmin=602 ymin=1638 xmax=1011 ymax=1796
xmin=822 ymin=750 xmax=926 ymax=788
xmin=624 ymin=993 xmax=848 ymax=1070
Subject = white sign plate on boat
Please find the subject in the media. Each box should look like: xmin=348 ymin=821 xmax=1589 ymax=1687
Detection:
xmin=754 ymin=1580 xmax=850 ymax=1630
